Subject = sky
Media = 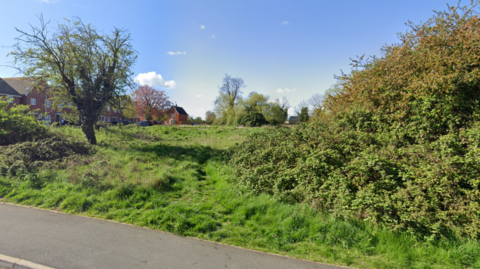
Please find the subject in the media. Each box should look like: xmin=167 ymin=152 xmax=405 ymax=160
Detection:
xmin=0 ymin=0 xmax=464 ymax=118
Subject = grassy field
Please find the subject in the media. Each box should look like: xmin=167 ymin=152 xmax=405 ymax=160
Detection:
xmin=0 ymin=125 xmax=479 ymax=269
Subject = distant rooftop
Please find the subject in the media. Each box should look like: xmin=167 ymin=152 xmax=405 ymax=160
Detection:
xmin=173 ymin=106 xmax=188 ymax=115
xmin=0 ymin=77 xmax=38 ymax=96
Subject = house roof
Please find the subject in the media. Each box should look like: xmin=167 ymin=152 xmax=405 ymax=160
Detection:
xmin=0 ymin=77 xmax=37 ymax=96
xmin=0 ymin=78 xmax=22 ymax=96
xmin=173 ymin=106 xmax=188 ymax=115
xmin=289 ymin=116 xmax=299 ymax=121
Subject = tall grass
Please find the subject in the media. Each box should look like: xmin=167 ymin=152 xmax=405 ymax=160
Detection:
xmin=0 ymin=125 xmax=478 ymax=268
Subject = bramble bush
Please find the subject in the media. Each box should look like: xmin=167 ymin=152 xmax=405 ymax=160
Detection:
xmin=0 ymin=99 xmax=93 ymax=176
xmin=0 ymin=135 xmax=93 ymax=176
xmin=229 ymin=3 xmax=480 ymax=239
xmin=0 ymin=99 xmax=49 ymax=145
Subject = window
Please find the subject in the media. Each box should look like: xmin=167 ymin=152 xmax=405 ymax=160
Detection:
xmin=113 ymin=117 xmax=118 ymax=122
xmin=46 ymin=100 xmax=51 ymax=108
xmin=46 ymin=115 xmax=51 ymax=122
xmin=170 ymin=113 xmax=174 ymax=117
xmin=107 ymin=117 xmax=110 ymax=122
xmin=7 ymin=96 xmax=14 ymax=103
xmin=113 ymin=108 xmax=117 ymax=113
xmin=38 ymin=114 xmax=43 ymax=120
xmin=107 ymin=106 xmax=111 ymax=112
xmin=119 ymin=118 xmax=122 ymax=121
xmin=67 ymin=102 xmax=73 ymax=106
xmin=59 ymin=103 xmax=63 ymax=108
xmin=30 ymin=98 xmax=36 ymax=105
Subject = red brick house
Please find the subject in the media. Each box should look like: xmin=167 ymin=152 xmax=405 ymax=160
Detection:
xmin=0 ymin=77 xmax=73 ymax=123
xmin=99 ymin=105 xmax=125 ymax=124
xmin=131 ymin=105 xmax=188 ymax=125
xmin=0 ymin=77 xmax=123 ymax=123
xmin=166 ymin=106 xmax=188 ymax=125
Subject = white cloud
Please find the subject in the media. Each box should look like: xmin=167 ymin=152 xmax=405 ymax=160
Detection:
xmin=281 ymin=21 xmax=289 ymax=25
xmin=196 ymin=94 xmax=204 ymax=98
xmin=198 ymin=108 xmax=206 ymax=112
xmin=288 ymin=107 xmax=295 ymax=116
xmin=200 ymin=25 xmax=206 ymax=30
xmin=211 ymin=34 xmax=216 ymax=38
xmin=167 ymin=51 xmax=186 ymax=56
xmin=134 ymin=72 xmax=176 ymax=89
xmin=275 ymin=88 xmax=297 ymax=93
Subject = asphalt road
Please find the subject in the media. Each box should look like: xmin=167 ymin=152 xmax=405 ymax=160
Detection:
xmin=0 ymin=203 xmax=347 ymax=269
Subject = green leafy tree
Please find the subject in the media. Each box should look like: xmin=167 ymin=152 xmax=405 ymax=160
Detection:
xmin=299 ymin=107 xmax=309 ymax=122
xmin=240 ymin=93 xmax=289 ymax=125
xmin=205 ymin=110 xmax=216 ymax=125
xmin=243 ymin=92 xmax=268 ymax=113
xmin=119 ymin=96 xmax=137 ymax=120
xmin=10 ymin=17 xmax=137 ymax=144
xmin=194 ymin=117 xmax=203 ymax=123
xmin=238 ymin=112 xmax=267 ymax=127
xmin=265 ymin=97 xmax=290 ymax=124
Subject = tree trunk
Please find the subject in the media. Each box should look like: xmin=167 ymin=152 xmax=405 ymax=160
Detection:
xmin=81 ymin=122 xmax=97 ymax=145
xmin=80 ymin=113 xmax=98 ymax=145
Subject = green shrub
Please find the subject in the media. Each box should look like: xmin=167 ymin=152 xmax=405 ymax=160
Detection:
xmin=238 ymin=112 xmax=267 ymax=127
xmin=0 ymin=99 xmax=49 ymax=145
xmin=229 ymin=119 xmax=480 ymax=239
xmin=228 ymin=4 xmax=480 ymax=239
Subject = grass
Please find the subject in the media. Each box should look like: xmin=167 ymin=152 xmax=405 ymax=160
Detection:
xmin=0 ymin=125 xmax=479 ymax=268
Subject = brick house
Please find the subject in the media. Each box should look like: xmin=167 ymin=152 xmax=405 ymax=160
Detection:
xmin=166 ymin=106 xmax=188 ymax=125
xmin=99 ymin=105 xmax=125 ymax=124
xmin=0 ymin=77 xmax=74 ymax=123
xmin=132 ymin=105 xmax=188 ymax=125
xmin=0 ymin=77 xmax=124 ymax=124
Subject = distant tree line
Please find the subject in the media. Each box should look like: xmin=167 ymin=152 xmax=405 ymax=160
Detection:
xmin=207 ymin=74 xmax=290 ymax=126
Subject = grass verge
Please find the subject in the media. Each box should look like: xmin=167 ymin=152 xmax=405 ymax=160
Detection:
xmin=0 ymin=125 xmax=478 ymax=269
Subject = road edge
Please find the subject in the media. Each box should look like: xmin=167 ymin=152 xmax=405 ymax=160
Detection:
xmin=0 ymin=201 xmax=354 ymax=269
xmin=0 ymin=254 xmax=55 ymax=269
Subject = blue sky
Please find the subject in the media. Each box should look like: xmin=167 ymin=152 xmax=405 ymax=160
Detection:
xmin=0 ymin=0 xmax=462 ymax=118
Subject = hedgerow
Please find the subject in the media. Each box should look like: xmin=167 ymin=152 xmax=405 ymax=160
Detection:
xmin=229 ymin=3 xmax=480 ymax=239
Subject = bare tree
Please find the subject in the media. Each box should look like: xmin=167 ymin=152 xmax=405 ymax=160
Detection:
xmin=308 ymin=93 xmax=324 ymax=111
xmin=294 ymin=100 xmax=309 ymax=116
xmin=10 ymin=16 xmax=137 ymax=144
xmin=218 ymin=74 xmax=245 ymax=108
xmin=277 ymin=96 xmax=289 ymax=109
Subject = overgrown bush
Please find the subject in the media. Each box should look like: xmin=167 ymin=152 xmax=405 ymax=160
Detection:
xmin=229 ymin=3 xmax=480 ymax=239
xmin=0 ymin=134 xmax=93 ymax=176
xmin=0 ymin=99 xmax=49 ymax=145
xmin=229 ymin=121 xmax=480 ymax=239
xmin=238 ymin=112 xmax=267 ymax=127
